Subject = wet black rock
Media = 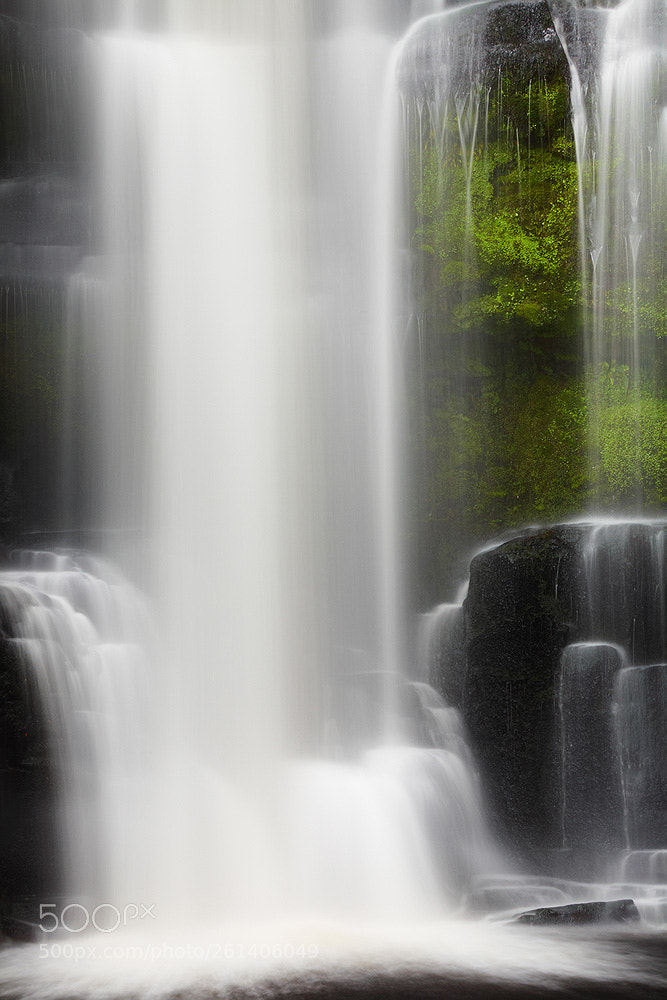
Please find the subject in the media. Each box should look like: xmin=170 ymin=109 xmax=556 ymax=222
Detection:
xmin=461 ymin=525 xmax=585 ymax=856
xmin=397 ymin=0 xmax=569 ymax=100
xmin=514 ymin=898 xmax=641 ymax=925
xmin=431 ymin=521 xmax=667 ymax=872
xmin=0 ymin=616 xmax=61 ymax=921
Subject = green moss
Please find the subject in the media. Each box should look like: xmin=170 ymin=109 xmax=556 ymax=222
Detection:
xmin=413 ymin=77 xmax=579 ymax=341
xmin=599 ymin=396 xmax=667 ymax=503
xmin=407 ymin=61 xmax=664 ymax=600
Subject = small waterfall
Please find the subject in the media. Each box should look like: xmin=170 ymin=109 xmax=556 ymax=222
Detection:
xmin=1 ymin=545 xmax=495 ymax=924
xmin=0 ymin=3 xmax=665 ymax=996
xmin=613 ymin=659 xmax=667 ymax=923
xmin=582 ymin=520 xmax=665 ymax=663
xmin=558 ymin=642 xmax=625 ymax=854
xmin=398 ymin=0 xmax=499 ymax=463
xmin=549 ymin=0 xmax=665 ymax=505
xmin=424 ymin=519 xmax=665 ymax=902
xmin=0 ymin=551 xmax=150 ymax=911
xmin=417 ymin=601 xmax=466 ymax=707
xmin=614 ymin=662 xmax=667 ymax=851
xmin=0 ymin=1 xmax=501 ymax=937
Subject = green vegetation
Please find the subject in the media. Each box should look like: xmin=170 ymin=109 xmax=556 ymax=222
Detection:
xmin=414 ymin=78 xmax=580 ymax=341
xmin=407 ymin=71 xmax=666 ymax=602
xmin=596 ymin=365 xmax=667 ymax=504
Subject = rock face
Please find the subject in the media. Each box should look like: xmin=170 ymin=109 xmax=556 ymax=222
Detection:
xmin=0 ymin=9 xmax=91 ymax=537
xmin=513 ymin=898 xmax=641 ymax=926
xmin=431 ymin=521 xmax=666 ymax=873
xmin=398 ymin=0 xmax=569 ymax=98
xmin=0 ymin=576 xmax=66 ymax=930
xmin=462 ymin=526 xmax=583 ymax=856
xmin=615 ymin=663 xmax=667 ymax=849
xmin=559 ymin=643 xmax=626 ymax=852
xmin=0 ymin=629 xmax=60 ymax=922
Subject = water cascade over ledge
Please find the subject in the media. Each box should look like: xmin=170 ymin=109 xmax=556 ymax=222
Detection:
xmin=0 ymin=1 xmax=664 ymax=998
xmin=1 ymin=0 xmax=495 ymax=933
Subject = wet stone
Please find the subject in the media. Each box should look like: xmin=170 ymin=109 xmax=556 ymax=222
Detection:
xmin=513 ymin=898 xmax=641 ymax=925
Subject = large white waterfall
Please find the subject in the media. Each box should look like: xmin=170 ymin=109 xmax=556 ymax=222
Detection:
xmin=2 ymin=0 xmax=493 ymax=933
xmin=0 ymin=2 xmax=664 ymax=998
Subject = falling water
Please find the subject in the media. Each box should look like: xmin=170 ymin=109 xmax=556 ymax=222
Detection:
xmin=549 ymin=0 xmax=666 ymax=504
xmin=615 ymin=662 xmax=666 ymax=850
xmin=0 ymin=0 xmax=497 ymax=935
xmin=558 ymin=642 xmax=625 ymax=855
xmin=0 ymin=3 xmax=666 ymax=998
xmin=0 ymin=550 xmax=150 ymax=911
xmin=76 ymin=2 xmax=431 ymax=924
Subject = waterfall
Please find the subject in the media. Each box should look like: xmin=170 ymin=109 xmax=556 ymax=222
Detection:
xmin=0 ymin=550 xmax=151 ymax=916
xmin=582 ymin=520 xmax=665 ymax=662
xmin=0 ymin=0 xmax=496 ymax=936
xmin=567 ymin=524 xmax=665 ymax=869
xmin=0 ymin=2 xmax=666 ymax=997
xmin=549 ymin=0 xmax=665 ymax=505
xmin=615 ymin=663 xmax=666 ymax=851
xmin=558 ymin=642 xmax=625 ymax=855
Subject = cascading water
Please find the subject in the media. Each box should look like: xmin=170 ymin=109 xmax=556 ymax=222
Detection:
xmin=558 ymin=642 xmax=626 ymax=855
xmin=546 ymin=0 xmax=666 ymax=895
xmin=581 ymin=520 xmax=665 ymax=871
xmin=402 ymin=0 xmax=665 ymax=911
xmin=0 ymin=2 xmax=666 ymax=998
xmin=548 ymin=0 xmax=665 ymax=503
xmin=2 ymin=0 xmax=492 ymax=936
xmin=615 ymin=662 xmax=666 ymax=851
xmin=0 ymin=550 xmax=150 ymax=912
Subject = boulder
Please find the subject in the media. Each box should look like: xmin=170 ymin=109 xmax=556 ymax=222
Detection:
xmin=513 ymin=898 xmax=641 ymax=926
xmin=431 ymin=521 xmax=667 ymax=869
xmin=461 ymin=526 xmax=584 ymax=854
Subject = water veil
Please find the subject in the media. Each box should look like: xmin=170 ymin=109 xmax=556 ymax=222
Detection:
xmin=3 ymin=0 xmax=492 ymax=935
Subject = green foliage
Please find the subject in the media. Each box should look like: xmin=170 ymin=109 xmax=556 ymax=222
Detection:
xmin=407 ymin=68 xmax=664 ymax=601
xmin=498 ymin=379 xmax=588 ymax=517
xmin=587 ymin=363 xmax=666 ymax=503
xmin=409 ymin=73 xmax=588 ymax=600
xmin=419 ymin=375 xmax=588 ymax=525
xmin=413 ymin=77 xmax=580 ymax=342
xmin=601 ymin=273 xmax=667 ymax=340
xmin=598 ymin=392 xmax=667 ymax=504
xmin=0 ymin=310 xmax=61 ymax=440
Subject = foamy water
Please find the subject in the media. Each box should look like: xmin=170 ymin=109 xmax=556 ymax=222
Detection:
xmin=1 ymin=920 xmax=664 ymax=1000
